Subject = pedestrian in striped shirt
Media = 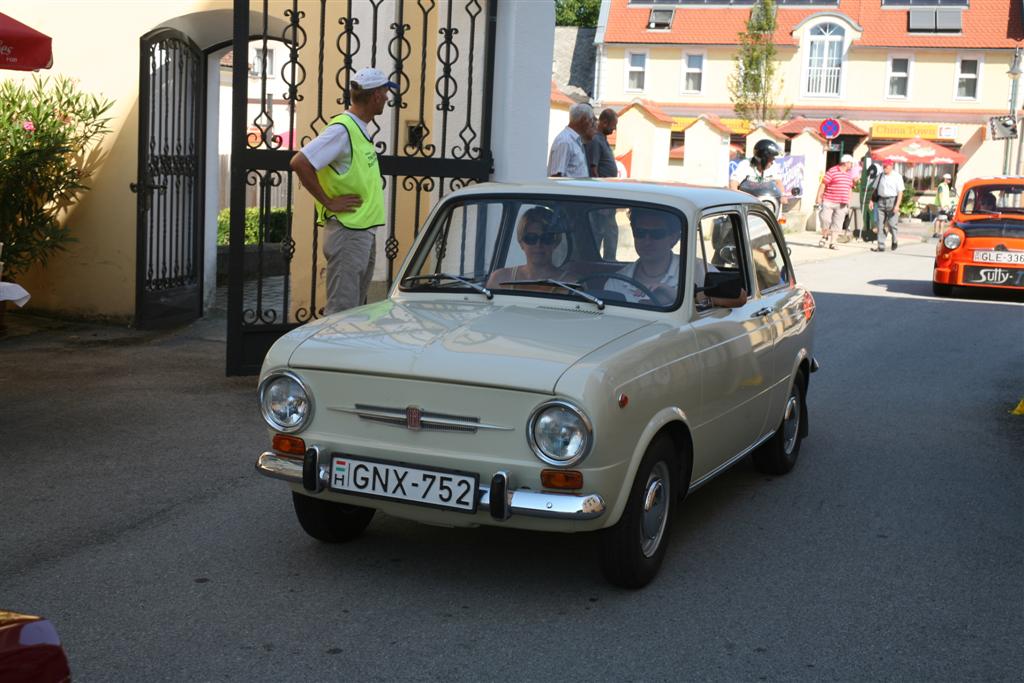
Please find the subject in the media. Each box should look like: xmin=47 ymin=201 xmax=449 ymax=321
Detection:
xmin=814 ymin=154 xmax=856 ymax=249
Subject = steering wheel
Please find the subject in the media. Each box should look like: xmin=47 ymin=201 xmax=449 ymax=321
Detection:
xmin=575 ymin=272 xmax=664 ymax=304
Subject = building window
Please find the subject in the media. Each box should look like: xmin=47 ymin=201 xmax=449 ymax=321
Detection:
xmin=251 ymin=48 xmax=273 ymax=77
xmin=683 ymin=53 xmax=704 ymax=93
xmin=805 ymin=22 xmax=844 ymax=96
xmin=627 ymin=52 xmax=646 ymax=91
xmin=955 ymin=55 xmax=980 ymax=99
xmin=887 ymin=55 xmax=910 ymax=98
xmin=648 ymin=9 xmax=673 ymax=30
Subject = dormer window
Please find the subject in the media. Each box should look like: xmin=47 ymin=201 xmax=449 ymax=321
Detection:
xmin=648 ymin=9 xmax=673 ymax=30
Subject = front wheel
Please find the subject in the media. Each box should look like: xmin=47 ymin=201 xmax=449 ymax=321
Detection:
xmin=292 ymin=492 xmax=375 ymax=543
xmin=752 ymin=371 xmax=806 ymax=475
xmin=599 ymin=436 xmax=679 ymax=589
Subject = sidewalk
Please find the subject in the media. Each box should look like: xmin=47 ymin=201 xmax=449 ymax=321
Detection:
xmin=785 ymin=217 xmax=936 ymax=267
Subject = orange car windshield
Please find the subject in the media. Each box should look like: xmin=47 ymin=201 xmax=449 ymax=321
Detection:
xmin=960 ymin=184 xmax=1024 ymax=219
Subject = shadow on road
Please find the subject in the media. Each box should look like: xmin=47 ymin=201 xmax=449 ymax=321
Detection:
xmin=868 ymin=278 xmax=1024 ymax=302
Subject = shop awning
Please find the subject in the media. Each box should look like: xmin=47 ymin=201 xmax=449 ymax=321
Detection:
xmin=870 ymin=137 xmax=965 ymax=165
xmin=0 ymin=12 xmax=52 ymax=71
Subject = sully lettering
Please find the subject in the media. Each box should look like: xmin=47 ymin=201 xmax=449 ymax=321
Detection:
xmin=974 ymin=268 xmax=1012 ymax=284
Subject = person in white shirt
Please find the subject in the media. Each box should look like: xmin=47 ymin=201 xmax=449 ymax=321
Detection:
xmin=868 ymin=159 xmax=905 ymax=252
xmin=547 ymin=103 xmax=595 ymax=178
xmin=729 ymin=139 xmax=785 ymax=197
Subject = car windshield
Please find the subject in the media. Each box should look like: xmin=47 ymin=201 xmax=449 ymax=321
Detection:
xmin=960 ymin=184 xmax=1024 ymax=218
xmin=400 ymin=197 xmax=688 ymax=310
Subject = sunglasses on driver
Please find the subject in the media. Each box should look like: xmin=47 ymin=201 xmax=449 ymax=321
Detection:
xmin=521 ymin=232 xmax=559 ymax=245
xmin=632 ymin=227 xmax=673 ymax=240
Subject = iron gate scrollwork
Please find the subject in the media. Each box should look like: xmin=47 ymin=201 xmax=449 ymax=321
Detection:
xmin=133 ymin=28 xmax=206 ymax=329
xmin=227 ymin=0 xmax=496 ymax=375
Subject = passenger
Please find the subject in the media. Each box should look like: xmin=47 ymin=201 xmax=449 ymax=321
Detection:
xmin=606 ymin=208 xmax=748 ymax=308
xmin=486 ymin=207 xmax=566 ymax=288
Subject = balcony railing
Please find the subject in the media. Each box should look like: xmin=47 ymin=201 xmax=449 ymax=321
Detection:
xmin=806 ymin=66 xmax=841 ymax=96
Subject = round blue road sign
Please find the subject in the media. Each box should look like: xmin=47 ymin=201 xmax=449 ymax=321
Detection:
xmin=820 ymin=118 xmax=840 ymax=140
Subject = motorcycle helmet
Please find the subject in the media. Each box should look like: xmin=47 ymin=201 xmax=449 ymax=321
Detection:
xmin=752 ymin=139 xmax=781 ymax=166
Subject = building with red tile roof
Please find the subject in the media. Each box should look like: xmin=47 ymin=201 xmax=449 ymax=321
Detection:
xmin=593 ymin=0 xmax=1023 ymax=187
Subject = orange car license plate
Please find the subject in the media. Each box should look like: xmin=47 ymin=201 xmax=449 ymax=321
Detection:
xmin=974 ymin=250 xmax=1024 ymax=265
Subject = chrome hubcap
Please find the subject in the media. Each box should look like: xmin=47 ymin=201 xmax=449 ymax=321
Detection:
xmin=782 ymin=392 xmax=800 ymax=455
xmin=640 ymin=462 xmax=670 ymax=558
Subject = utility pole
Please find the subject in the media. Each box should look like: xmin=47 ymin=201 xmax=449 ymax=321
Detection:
xmin=1004 ymin=47 xmax=1021 ymax=176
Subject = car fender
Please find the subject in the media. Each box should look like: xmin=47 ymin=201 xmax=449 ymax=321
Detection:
xmin=604 ymin=406 xmax=691 ymax=526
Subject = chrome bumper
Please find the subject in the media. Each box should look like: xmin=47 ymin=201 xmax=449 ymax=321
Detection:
xmin=255 ymin=451 xmax=605 ymax=521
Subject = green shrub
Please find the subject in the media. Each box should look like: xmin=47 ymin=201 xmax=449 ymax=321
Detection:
xmin=216 ymin=207 xmax=290 ymax=246
xmin=0 ymin=76 xmax=113 ymax=279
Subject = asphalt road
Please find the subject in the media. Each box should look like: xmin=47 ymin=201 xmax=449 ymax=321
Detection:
xmin=1 ymin=233 xmax=1021 ymax=681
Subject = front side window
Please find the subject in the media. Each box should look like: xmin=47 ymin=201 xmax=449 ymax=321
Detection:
xmin=805 ymin=23 xmax=844 ymax=96
xmin=401 ymin=198 xmax=687 ymax=311
xmin=627 ymin=52 xmax=646 ymax=91
xmin=888 ymin=56 xmax=910 ymax=98
xmin=746 ymin=212 xmax=791 ymax=292
xmin=695 ymin=213 xmax=749 ymax=311
xmin=956 ymin=57 xmax=979 ymax=99
xmin=683 ymin=53 xmax=704 ymax=93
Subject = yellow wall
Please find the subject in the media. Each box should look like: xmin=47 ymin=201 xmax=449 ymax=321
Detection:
xmin=6 ymin=1 xmax=231 ymax=319
xmin=604 ymin=43 xmax=1015 ymax=113
xmin=681 ymin=120 xmax=730 ymax=186
xmin=615 ymin=107 xmax=671 ymax=180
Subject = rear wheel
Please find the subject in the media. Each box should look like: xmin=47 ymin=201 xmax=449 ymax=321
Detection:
xmin=292 ymin=492 xmax=375 ymax=543
xmin=932 ymin=282 xmax=953 ymax=297
xmin=752 ymin=371 xmax=806 ymax=475
xmin=599 ymin=436 xmax=680 ymax=589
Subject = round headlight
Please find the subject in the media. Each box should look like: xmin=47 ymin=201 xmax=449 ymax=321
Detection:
xmin=258 ymin=372 xmax=313 ymax=433
xmin=527 ymin=400 xmax=593 ymax=467
xmin=943 ymin=233 xmax=962 ymax=250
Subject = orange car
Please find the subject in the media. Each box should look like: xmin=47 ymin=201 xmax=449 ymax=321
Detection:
xmin=933 ymin=176 xmax=1024 ymax=297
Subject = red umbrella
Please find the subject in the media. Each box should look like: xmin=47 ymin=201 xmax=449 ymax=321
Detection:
xmin=870 ymin=136 xmax=966 ymax=165
xmin=0 ymin=12 xmax=52 ymax=71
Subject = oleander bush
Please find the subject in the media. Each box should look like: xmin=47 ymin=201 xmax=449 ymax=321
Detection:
xmin=0 ymin=76 xmax=113 ymax=279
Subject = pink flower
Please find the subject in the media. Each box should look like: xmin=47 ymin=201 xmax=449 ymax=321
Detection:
xmin=22 ymin=120 xmax=35 ymax=132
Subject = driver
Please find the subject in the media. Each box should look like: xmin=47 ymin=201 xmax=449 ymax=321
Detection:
xmin=606 ymin=208 xmax=747 ymax=308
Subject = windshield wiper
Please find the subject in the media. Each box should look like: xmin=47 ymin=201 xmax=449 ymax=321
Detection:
xmin=401 ymin=273 xmax=493 ymax=299
xmin=499 ymin=279 xmax=605 ymax=310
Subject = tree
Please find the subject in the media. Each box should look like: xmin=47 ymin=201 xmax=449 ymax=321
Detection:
xmin=727 ymin=0 xmax=790 ymax=125
xmin=555 ymin=0 xmax=601 ymax=28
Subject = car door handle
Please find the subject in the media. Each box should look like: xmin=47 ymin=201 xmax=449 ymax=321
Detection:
xmin=752 ymin=307 xmax=772 ymax=318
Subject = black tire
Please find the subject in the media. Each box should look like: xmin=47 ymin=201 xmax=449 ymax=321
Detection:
xmin=599 ymin=436 xmax=680 ymax=589
xmin=932 ymin=282 xmax=953 ymax=297
xmin=292 ymin=492 xmax=375 ymax=543
xmin=752 ymin=372 xmax=807 ymax=475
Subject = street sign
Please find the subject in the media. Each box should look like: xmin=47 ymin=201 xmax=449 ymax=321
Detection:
xmin=819 ymin=118 xmax=841 ymax=140
xmin=989 ymin=115 xmax=1018 ymax=140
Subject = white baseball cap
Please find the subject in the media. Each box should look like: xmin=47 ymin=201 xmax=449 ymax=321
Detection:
xmin=351 ymin=67 xmax=398 ymax=90
xmin=840 ymin=154 xmax=854 ymax=164
xmin=942 ymin=173 xmax=951 ymax=179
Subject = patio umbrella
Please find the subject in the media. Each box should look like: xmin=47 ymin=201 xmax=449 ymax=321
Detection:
xmin=870 ymin=136 xmax=965 ymax=165
xmin=0 ymin=12 xmax=52 ymax=71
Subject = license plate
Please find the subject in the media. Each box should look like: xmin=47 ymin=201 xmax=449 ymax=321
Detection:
xmin=974 ymin=250 xmax=1024 ymax=264
xmin=329 ymin=456 xmax=478 ymax=513
xmin=961 ymin=265 xmax=1024 ymax=288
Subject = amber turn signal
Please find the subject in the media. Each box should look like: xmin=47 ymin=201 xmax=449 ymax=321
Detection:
xmin=273 ymin=433 xmax=307 ymax=455
xmin=541 ymin=469 xmax=583 ymax=490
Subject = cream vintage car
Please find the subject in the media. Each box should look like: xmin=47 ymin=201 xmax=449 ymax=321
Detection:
xmin=256 ymin=180 xmax=818 ymax=588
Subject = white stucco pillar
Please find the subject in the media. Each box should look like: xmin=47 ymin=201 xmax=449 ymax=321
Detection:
xmin=490 ymin=1 xmax=555 ymax=182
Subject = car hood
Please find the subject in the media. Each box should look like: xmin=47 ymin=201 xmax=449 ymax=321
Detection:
xmin=287 ymin=299 xmax=653 ymax=393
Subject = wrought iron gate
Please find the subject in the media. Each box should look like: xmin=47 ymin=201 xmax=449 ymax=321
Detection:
xmin=227 ymin=0 xmax=496 ymax=375
xmin=132 ymin=28 xmax=205 ymax=329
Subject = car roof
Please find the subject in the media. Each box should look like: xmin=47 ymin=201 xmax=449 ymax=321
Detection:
xmin=960 ymin=176 xmax=1024 ymax=188
xmin=451 ymin=178 xmax=759 ymax=214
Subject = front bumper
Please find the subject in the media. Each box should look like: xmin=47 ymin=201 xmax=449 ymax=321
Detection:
xmin=255 ymin=451 xmax=606 ymax=522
